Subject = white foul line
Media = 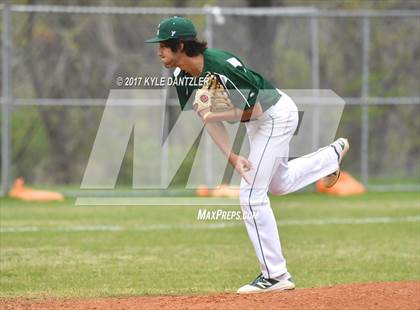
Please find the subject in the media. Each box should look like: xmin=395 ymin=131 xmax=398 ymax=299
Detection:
xmin=0 ymin=215 xmax=419 ymax=233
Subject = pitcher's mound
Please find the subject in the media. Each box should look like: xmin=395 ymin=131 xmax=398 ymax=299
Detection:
xmin=1 ymin=281 xmax=419 ymax=309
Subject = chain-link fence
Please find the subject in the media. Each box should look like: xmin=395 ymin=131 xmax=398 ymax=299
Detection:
xmin=1 ymin=4 xmax=419 ymax=195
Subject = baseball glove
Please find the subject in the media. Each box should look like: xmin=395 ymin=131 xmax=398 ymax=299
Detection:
xmin=193 ymin=74 xmax=234 ymax=116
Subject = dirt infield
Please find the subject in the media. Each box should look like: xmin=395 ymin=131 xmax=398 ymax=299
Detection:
xmin=1 ymin=281 xmax=419 ymax=310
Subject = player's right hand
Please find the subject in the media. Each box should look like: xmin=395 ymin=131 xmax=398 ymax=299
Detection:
xmin=229 ymin=153 xmax=253 ymax=185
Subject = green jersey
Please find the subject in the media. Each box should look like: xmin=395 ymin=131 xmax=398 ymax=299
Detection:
xmin=174 ymin=48 xmax=281 ymax=113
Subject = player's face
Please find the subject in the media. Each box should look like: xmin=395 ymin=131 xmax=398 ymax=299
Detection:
xmin=158 ymin=43 xmax=179 ymax=68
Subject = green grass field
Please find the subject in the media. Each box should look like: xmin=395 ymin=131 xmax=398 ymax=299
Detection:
xmin=0 ymin=192 xmax=419 ymax=298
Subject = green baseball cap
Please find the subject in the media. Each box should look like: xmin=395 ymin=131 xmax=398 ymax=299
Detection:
xmin=145 ymin=16 xmax=197 ymax=43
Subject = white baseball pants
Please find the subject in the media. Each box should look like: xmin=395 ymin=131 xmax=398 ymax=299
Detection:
xmin=240 ymin=90 xmax=339 ymax=279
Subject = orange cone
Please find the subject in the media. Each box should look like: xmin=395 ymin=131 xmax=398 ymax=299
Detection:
xmin=211 ymin=184 xmax=240 ymax=198
xmin=196 ymin=184 xmax=210 ymax=197
xmin=316 ymin=171 xmax=366 ymax=196
xmin=9 ymin=178 xmax=64 ymax=202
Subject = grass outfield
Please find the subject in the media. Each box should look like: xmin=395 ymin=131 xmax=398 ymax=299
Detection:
xmin=0 ymin=192 xmax=419 ymax=298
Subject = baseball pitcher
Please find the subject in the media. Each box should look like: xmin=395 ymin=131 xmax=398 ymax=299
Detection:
xmin=145 ymin=16 xmax=349 ymax=294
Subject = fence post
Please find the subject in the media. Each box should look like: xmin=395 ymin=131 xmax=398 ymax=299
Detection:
xmin=311 ymin=15 xmax=320 ymax=150
xmin=160 ymin=67 xmax=170 ymax=189
xmin=1 ymin=1 xmax=12 ymax=196
xmin=361 ymin=16 xmax=370 ymax=185
xmin=204 ymin=7 xmax=214 ymax=186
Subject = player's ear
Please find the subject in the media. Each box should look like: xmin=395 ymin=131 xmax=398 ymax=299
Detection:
xmin=178 ymin=41 xmax=185 ymax=53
